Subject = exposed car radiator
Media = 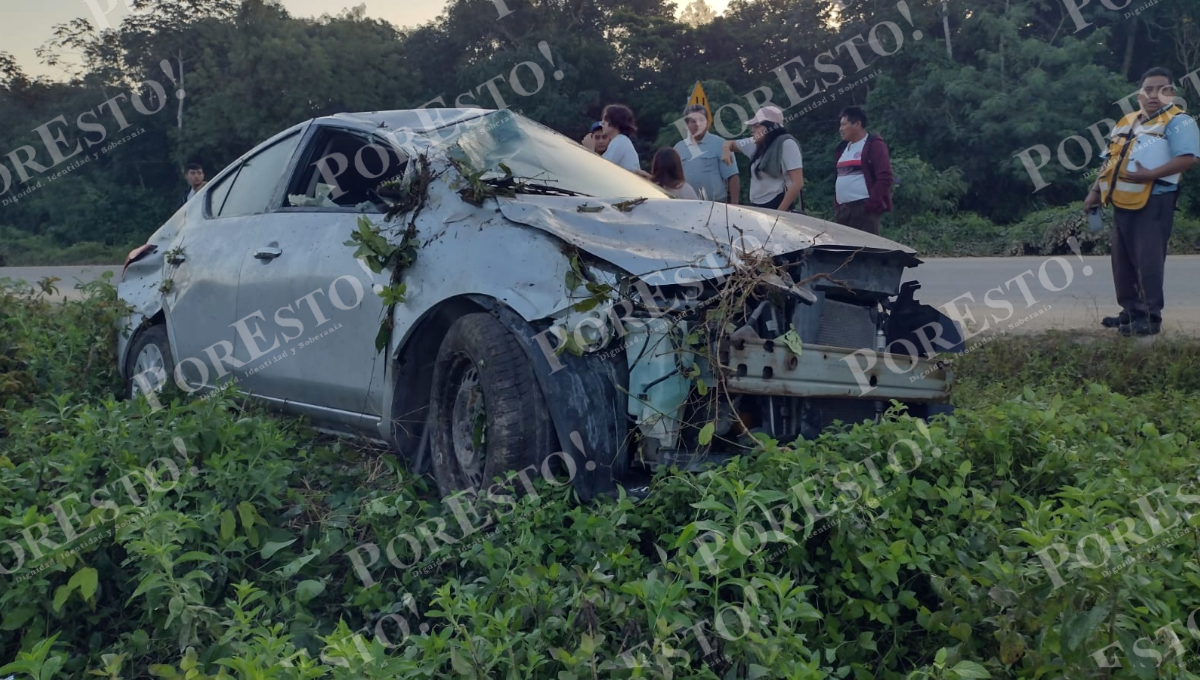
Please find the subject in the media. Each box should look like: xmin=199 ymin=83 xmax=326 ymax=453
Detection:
xmin=816 ymin=299 xmax=876 ymax=350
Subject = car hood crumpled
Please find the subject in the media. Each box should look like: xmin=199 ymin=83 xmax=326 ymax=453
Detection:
xmin=496 ymin=196 xmax=919 ymax=281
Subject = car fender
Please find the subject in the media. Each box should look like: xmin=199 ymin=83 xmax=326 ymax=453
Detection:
xmin=470 ymin=297 xmax=630 ymax=503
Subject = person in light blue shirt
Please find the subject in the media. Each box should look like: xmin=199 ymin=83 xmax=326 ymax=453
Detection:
xmin=673 ymin=105 xmax=741 ymax=203
xmin=1086 ymin=67 xmax=1200 ymax=336
xmin=1148 ymin=111 xmax=1200 ymax=194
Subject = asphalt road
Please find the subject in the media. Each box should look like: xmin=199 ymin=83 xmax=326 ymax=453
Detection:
xmin=1 ymin=264 xmax=122 ymax=301
xmin=902 ymin=255 xmax=1200 ymax=335
xmin=3 ymin=256 xmax=1199 ymax=335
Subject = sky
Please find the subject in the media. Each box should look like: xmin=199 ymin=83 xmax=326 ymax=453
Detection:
xmin=3 ymin=0 xmax=732 ymax=81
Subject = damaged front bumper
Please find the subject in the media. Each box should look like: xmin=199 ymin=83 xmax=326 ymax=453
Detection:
xmin=723 ymin=338 xmax=952 ymax=403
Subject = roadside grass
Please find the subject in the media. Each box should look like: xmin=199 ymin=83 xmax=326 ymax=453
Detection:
xmin=0 ymin=227 xmax=132 ymax=267
xmin=952 ymin=329 xmax=1200 ymax=407
xmin=884 ymin=203 xmax=1200 ymax=257
xmin=3 ymin=281 xmax=1200 ymax=679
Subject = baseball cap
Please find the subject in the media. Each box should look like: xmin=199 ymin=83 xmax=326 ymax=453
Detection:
xmin=746 ymin=105 xmax=784 ymax=126
xmin=589 ymin=121 xmax=603 ymax=132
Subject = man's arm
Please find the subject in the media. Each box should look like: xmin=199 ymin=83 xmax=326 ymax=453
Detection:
xmin=1122 ymin=114 xmax=1200 ymax=183
xmin=1121 ymin=155 xmax=1198 ymax=183
xmin=865 ymin=137 xmax=894 ymax=213
xmin=718 ymin=141 xmax=741 ymax=204
xmin=1084 ymin=181 xmax=1102 ymax=210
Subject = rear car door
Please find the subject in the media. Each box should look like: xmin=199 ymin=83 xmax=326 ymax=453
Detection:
xmin=228 ymin=123 xmax=396 ymax=431
xmin=162 ymin=128 xmax=300 ymax=391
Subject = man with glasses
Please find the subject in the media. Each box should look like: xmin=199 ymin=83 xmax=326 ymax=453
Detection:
xmin=1087 ymin=67 xmax=1199 ymax=336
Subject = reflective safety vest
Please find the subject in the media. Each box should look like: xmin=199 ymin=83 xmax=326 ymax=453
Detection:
xmin=1097 ymin=104 xmax=1186 ymax=210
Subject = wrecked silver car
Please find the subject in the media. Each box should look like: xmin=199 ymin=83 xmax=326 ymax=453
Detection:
xmin=116 ymin=108 xmax=962 ymax=501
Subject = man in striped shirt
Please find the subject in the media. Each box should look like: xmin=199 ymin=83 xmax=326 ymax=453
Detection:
xmin=833 ymin=107 xmax=893 ymax=235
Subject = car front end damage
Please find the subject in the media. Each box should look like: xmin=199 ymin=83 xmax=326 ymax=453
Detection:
xmin=533 ymin=243 xmax=962 ymax=478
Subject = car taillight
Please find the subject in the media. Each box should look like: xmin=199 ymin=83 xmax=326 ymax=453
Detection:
xmin=121 ymin=244 xmax=158 ymax=281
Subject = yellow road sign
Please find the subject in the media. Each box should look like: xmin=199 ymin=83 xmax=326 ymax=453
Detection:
xmin=687 ymin=82 xmax=712 ymax=127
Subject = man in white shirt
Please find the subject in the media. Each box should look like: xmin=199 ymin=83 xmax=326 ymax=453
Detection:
xmin=833 ymin=107 xmax=894 ymax=235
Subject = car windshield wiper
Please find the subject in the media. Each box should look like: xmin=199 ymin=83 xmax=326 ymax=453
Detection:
xmin=477 ymin=175 xmax=592 ymax=199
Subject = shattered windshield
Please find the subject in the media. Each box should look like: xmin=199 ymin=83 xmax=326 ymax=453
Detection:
xmin=439 ymin=110 xmax=669 ymax=200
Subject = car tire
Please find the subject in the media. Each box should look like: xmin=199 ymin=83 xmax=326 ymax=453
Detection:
xmin=428 ymin=313 xmax=556 ymax=499
xmin=125 ymin=324 xmax=176 ymax=400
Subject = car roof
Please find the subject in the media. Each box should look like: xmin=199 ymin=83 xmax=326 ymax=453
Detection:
xmin=312 ymin=108 xmax=497 ymax=136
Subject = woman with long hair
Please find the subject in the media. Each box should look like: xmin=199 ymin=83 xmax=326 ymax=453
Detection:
xmin=721 ymin=106 xmax=804 ymax=212
xmin=600 ymin=104 xmax=642 ymax=173
xmin=650 ymin=148 xmax=699 ymax=199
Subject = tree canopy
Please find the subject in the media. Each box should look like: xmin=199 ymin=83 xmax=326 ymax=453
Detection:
xmin=2 ymin=0 xmax=1199 ymax=256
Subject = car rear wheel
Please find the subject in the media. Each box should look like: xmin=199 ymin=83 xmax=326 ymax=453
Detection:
xmin=126 ymin=324 xmax=175 ymax=400
xmin=428 ymin=313 xmax=555 ymax=498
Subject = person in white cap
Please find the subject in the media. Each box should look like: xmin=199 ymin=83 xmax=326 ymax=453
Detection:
xmin=721 ymin=105 xmax=804 ymax=212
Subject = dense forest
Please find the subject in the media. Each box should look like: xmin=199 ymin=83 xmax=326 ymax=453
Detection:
xmin=3 ymin=0 xmax=1200 ymax=264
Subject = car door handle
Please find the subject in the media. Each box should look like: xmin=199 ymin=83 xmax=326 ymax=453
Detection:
xmin=254 ymin=247 xmax=283 ymax=261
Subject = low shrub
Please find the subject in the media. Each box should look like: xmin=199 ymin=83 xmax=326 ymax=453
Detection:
xmin=2 ymin=282 xmax=1199 ymax=679
xmin=0 ymin=226 xmax=131 ymax=267
xmin=885 ymin=204 xmax=1200 ymax=258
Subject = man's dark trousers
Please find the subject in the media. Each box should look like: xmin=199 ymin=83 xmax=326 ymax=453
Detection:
xmin=1111 ymin=191 xmax=1175 ymax=323
xmin=835 ymin=199 xmax=882 ymax=235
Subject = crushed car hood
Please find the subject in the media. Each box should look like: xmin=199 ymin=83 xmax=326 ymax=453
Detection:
xmin=497 ymin=196 xmax=919 ymax=279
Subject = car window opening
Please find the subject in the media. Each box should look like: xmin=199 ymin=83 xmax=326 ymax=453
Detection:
xmin=286 ymin=129 xmax=408 ymax=211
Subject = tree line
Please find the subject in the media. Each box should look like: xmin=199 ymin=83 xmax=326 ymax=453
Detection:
xmin=2 ymin=0 xmax=1199 ymax=261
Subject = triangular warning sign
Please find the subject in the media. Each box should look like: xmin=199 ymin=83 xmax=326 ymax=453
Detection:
xmin=687 ymin=82 xmax=712 ymax=127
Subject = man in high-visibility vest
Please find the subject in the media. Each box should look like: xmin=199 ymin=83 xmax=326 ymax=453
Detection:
xmin=1086 ymin=67 xmax=1199 ymax=336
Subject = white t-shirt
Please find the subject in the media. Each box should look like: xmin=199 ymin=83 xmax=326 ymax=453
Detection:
xmin=603 ymin=134 xmax=641 ymax=173
xmin=736 ymin=137 xmax=803 ymax=206
xmin=835 ymin=138 xmax=871 ymax=204
xmin=662 ymin=182 xmax=699 ymax=199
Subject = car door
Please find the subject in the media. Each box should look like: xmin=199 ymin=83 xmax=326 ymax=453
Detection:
xmin=167 ymin=128 xmax=306 ymax=392
xmin=229 ymin=123 xmax=392 ymax=431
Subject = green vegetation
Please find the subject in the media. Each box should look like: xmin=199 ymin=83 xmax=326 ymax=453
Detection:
xmin=0 ymin=228 xmax=131 ymax=267
xmin=5 ymin=0 xmax=1200 ymax=262
xmin=3 ymin=279 xmax=1200 ymax=678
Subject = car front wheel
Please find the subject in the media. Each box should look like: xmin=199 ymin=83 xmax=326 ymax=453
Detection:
xmin=126 ymin=324 xmax=175 ymax=400
xmin=428 ymin=313 xmax=555 ymax=498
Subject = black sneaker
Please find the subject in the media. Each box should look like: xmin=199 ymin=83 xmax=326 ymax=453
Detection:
xmin=1120 ymin=319 xmax=1161 ymax=336
xmin=1102 ymin=313 xmax=1130 ymax=328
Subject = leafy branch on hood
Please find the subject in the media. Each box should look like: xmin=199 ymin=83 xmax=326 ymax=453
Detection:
xmin=454 ymin=160 xmax=585 ymax=206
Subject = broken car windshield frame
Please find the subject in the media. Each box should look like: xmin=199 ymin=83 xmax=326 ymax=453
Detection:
xmin=438 ymin=110 xmax=670 ymax=201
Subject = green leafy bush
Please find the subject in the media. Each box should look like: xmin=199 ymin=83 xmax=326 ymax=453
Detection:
xmin=2 ymin=282 xmax=1199 ymax=679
